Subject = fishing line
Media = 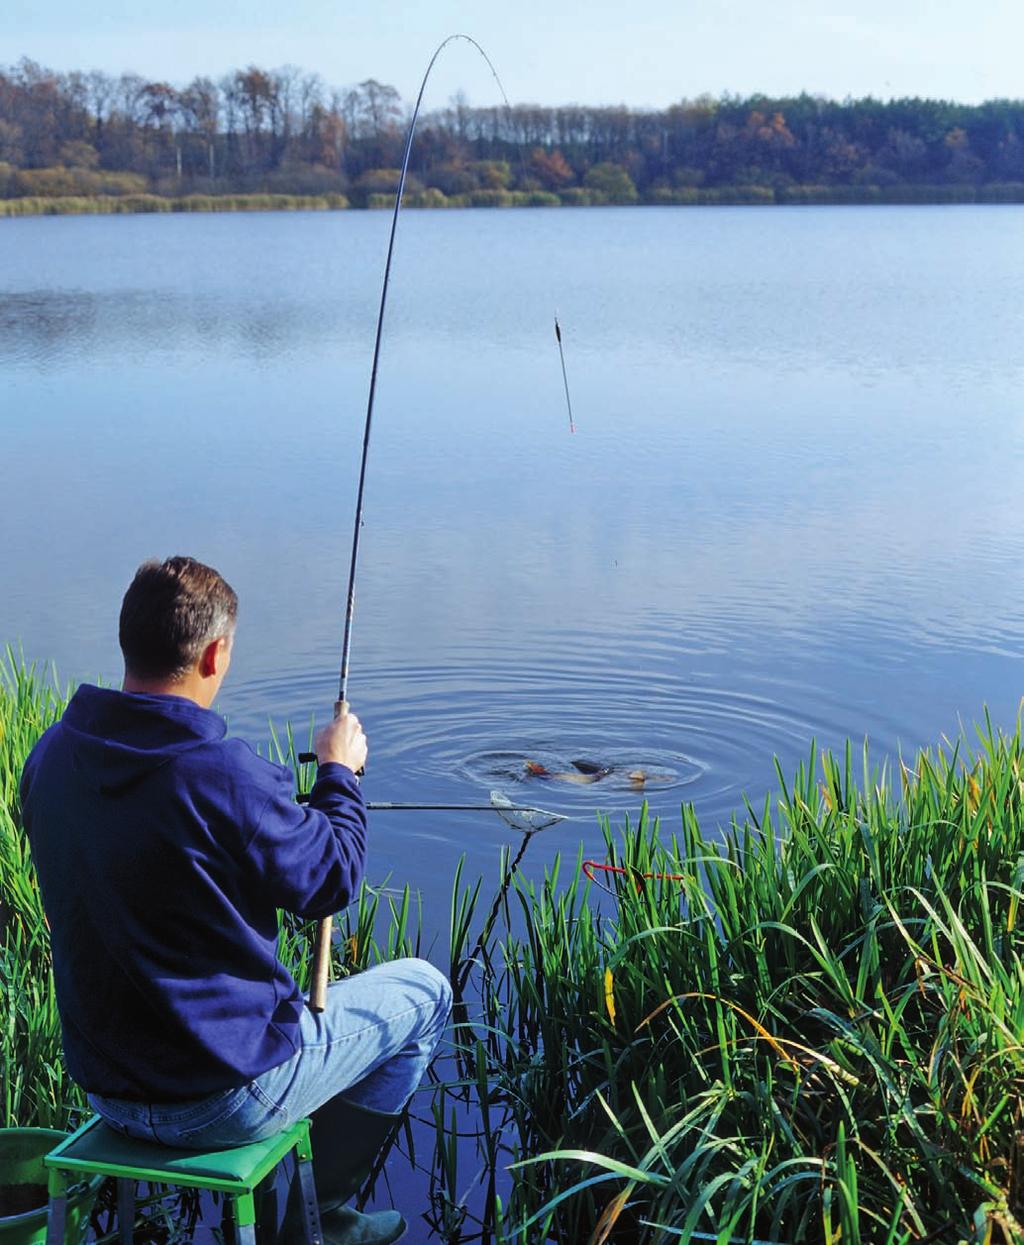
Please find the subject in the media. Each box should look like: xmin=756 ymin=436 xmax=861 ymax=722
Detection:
xmin=555 ymin=313 xmax=576 ymax=433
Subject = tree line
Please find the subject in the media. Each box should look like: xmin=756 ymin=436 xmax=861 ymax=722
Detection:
xmin=3 ymin=57 xmax=1024 ymax=208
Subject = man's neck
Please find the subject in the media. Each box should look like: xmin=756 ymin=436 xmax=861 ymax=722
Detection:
xmin=123 ymin=673 xmax=210 ymax=708
xmin=122 ymin=636 xmax=230 ymax=710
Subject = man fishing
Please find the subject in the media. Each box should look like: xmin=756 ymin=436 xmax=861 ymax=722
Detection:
xmin=20 ymin=555 xmax=449 ymax=1245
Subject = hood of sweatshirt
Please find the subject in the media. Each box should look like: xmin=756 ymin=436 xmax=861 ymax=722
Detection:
xmin=60 ymin=684 xmax=227 ymax=795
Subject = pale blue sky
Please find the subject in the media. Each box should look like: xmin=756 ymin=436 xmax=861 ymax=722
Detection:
xmin=2 ymin=0 xmax=1021 ymax=108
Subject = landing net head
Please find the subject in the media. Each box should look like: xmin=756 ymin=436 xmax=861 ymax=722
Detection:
xmin=489 ymin=790 xmax=565 ymax=832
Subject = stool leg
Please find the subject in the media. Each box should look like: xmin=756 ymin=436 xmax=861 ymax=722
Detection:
xmin=296 ymin=1152 xmax=322 ymax=1245
xmin=117 ymin=1178 xmax=135 ymax=1245
xmin=296 ymin=1130 xmax=323 ymax=1245
xmin=46 ymin=1171 xmax=68 ymax=1245
xmin=234 ymin=1191 xmax=258 ymax=1245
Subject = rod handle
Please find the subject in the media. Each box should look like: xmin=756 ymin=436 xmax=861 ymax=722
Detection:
xmin=298 ymin=701 xmax=350 ymax=767
xmin=335 ymin=699 xmax=365 ymax=778
xmin=309 ymin=916 xmax=333 ymax=1012
xmin=307 ymin=700 xmax=353 ymax=1012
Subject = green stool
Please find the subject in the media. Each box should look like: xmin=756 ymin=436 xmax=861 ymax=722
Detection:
xmin=43 ymin=1114 xmax=322 ymax=1245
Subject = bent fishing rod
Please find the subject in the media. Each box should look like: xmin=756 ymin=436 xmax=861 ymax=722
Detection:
xmin=305 ymin=35 xmax=514 ymax=1012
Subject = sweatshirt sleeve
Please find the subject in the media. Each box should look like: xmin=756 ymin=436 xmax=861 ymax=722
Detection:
xmin=245 ymin=762 xmax=367 ymax=920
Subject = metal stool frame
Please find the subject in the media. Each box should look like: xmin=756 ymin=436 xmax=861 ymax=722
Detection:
xmin=44 ymin=1113 xmax=321 ymax=1245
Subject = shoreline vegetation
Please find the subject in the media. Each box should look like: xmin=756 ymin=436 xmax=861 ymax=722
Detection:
xmin=5 ymin=58 xmax=1024 ymax=222
xmin=4 ymin=181 xmax=1024 ymax=218
xmin=5 ymin=649 xmax=1024 ymax=1242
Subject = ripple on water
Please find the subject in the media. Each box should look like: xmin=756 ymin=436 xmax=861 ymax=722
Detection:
xmin=341 ymin=655 xmax=857 ymax=826
xmin=226 ymin=617 xmax=913 ymax=834
xmin=460 ymin=745 xmax=705 ymax=795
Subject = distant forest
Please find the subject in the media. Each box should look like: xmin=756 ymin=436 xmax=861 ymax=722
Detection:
xmin=3 ymin=57 xmax=1024 ymax=210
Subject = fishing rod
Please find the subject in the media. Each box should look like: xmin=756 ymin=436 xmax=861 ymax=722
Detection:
xmin=308 ymin=35 xmax=515 ymax=1012
xmin=337 ymin=33 xmax=509 ymax=711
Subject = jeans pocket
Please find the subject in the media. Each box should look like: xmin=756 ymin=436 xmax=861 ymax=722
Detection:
xmin=95 ymin=1115 xmax=132 ymax=1138
xmin=89 ymin=1095 xmax=156 ymax=1143
xmin=157 ymin=1086 xmax=286 ymax=1148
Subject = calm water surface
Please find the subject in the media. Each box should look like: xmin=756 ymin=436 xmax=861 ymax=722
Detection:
xmin=3 ymin=205 xmax=1024 ymax=909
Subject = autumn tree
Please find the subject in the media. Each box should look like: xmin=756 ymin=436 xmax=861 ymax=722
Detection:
xmin=2 ymin=60 xmax=1024 ymax=202
xmin=529 ymin=146 xmax=574 ymax=189
xmin=180 ymin=77 xmax=220 ymax=178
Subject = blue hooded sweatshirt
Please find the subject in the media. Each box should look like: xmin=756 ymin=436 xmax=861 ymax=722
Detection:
xmin=19 ymin=684 xmax=367 ymax=1102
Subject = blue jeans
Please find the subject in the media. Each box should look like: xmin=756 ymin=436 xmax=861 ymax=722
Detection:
xmin=89 ymin=958 xmax=453 ymax=1149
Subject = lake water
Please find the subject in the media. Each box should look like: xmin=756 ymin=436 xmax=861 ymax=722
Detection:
xmin=3 ymin=204 xmax=1024 ymax=911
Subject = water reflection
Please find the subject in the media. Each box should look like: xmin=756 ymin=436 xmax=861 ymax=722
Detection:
xmin=0 ymin=287 xmax=369 ymax=367
xmin=3 ymin=206 xmax=1024 ymax=900
xmin=0 ymin=291 xmax=98 ymax=362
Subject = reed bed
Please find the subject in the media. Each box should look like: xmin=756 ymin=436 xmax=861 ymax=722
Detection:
xmin=0 ymin=650 xmax=84 ymax=1129
xmin=5 ymin=650 xmax=1024 ymax=1242
xmin=0 ymin=192 xmax=349 ymax=217
xmin=420 ymin=733 xmax=1024 ymax=1244
xmin=3 ymin=183 xmax=1023 ymax=219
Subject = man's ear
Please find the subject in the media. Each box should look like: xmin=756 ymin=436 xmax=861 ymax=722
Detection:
xmin=198 ymin=636 xmax=228 ymax=679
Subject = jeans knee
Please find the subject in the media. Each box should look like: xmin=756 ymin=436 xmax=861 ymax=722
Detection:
xmin=432 ymin=964 xmax=454 ymax=1024
xmin=401 ymin=957 xmax=453 ymax=1031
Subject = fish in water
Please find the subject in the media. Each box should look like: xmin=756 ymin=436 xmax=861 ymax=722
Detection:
xmin=524 ymin=759 xmax=613 ymax=784
xmin=523 ymin=759 xmax=666 ymax=788
xmin=570 ymin=759 xmax=606 ymax=775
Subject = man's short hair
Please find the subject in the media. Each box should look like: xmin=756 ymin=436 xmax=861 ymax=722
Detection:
xmin=119 ymin=556 xmax=238 ymax=680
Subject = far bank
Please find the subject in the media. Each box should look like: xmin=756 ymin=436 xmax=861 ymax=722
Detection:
xmin=4 ymin=180 xmax=1024 ymax=218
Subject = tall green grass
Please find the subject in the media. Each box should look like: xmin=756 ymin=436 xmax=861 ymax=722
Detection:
xmin=430 ymin=734 xmax=1024 ymax=1243
xmin=0 ymin=650 xmax=84 ymax=1129
xmin=5 ymin=651 xmax=1024 ymax=1241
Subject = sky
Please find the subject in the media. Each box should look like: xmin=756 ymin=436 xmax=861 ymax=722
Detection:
xmin=2 ymin=0 xmax=1022 ymax=109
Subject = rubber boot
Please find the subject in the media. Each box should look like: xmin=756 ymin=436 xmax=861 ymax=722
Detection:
xmin=256 ymin=1165 xmax=406 ymax=1245
xmin=316 ymin=1204 xmax=405 ymax=1245
xmin=266 ymin=1097 xmax=407 ymax=1244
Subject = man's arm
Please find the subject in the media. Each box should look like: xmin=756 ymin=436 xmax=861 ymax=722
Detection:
xmin=245 ymin=761 xmax=367 ymax=921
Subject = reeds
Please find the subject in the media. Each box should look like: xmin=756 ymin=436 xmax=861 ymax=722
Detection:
xmin=5 ymin=184 xmax=1020 ymax=219
xmin=0 ymin=649 xmax=84 ymax=1129
xmin=5 ymin=651 xmax=1024 ymax=1241
xmin=427 ymin=734 xmax=1024 ymax=1243
xmin=0 ymin=193 xmax=350 ymax=217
